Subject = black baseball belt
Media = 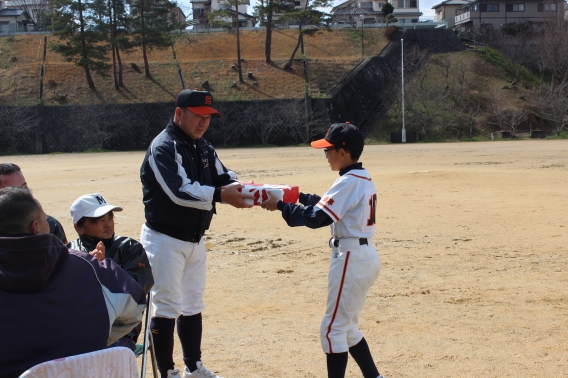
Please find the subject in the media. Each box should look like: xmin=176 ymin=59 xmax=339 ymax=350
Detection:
xmin=329 ymin=238 xmax=368 ymax=248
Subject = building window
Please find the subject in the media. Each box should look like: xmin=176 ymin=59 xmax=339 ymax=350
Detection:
xmin=506 ymin=3 xmax=524 ymax=11
xmin=396 ymin=0 xmax=416 ymax=7
xmin=360 ymin=1 xmax=372 ymax=7
xmin=480 ymin=3 xmax=499 ymax=11
xmin=538 ymin=2 xmax=556 ymax=11
xmin=472 ymin=4 xmax=478 ymax=11
xmin=294 ymin=1 xmax=300 ymax=5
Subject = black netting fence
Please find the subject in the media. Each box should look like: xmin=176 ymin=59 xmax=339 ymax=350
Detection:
xmin=0 ymin=98 xmax=331 ymax=154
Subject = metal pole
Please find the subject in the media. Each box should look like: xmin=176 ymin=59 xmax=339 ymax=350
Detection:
xmin=362 ymin=19 xmax=364 ymax=57
xmin=401 ymin=38 xmax=406 ymax=143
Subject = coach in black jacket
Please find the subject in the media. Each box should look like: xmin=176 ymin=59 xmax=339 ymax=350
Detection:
xmin=140 ymin=89 xmax=253 ymax=378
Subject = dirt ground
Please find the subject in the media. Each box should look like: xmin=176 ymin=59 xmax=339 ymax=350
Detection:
xmin=11 ymin=139 xmax=568 ymax=378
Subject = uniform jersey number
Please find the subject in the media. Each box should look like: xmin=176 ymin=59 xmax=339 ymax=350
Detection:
xmin=367 ymin=194 xmax=377 ymax=226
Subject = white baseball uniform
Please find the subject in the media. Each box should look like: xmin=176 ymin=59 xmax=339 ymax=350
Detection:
xmin=315 ymin=167 xmax=381 ymax=354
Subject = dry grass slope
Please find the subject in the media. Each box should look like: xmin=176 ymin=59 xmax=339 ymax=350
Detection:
xmin=0 ymin=29 xmax=389 ymax=106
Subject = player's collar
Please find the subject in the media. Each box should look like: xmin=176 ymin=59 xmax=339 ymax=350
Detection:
xmin=339 ymin=162 xmax=363 ymax=176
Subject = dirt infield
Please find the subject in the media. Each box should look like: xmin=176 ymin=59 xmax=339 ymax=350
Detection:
xmin=11 ymin=140 xmax=568 ymax=377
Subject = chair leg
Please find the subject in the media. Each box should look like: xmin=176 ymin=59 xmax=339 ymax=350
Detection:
xmin=141 ymin=292 xmax=154 ymax=378
xmin=149 ymin=329 xmax=159 ymax=378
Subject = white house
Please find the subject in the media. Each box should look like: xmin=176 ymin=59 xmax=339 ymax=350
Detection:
xmin=191 ymin=0 xmax=255 ymax=30
xmin=0 ymin=0 xmax=35 ymax=34
xmin=332 ymin=0 xmax=422 ymax=25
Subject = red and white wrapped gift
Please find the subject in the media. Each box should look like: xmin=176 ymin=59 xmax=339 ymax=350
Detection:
xmin=238 ymin=183 xmax=300 ymax=206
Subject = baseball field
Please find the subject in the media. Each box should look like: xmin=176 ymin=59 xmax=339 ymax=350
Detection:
xmin=12 ymin=139 xmax=568 ymax=377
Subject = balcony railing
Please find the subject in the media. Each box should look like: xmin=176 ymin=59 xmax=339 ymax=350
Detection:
xmin=455 ymin=11 xmax=470 ymax=24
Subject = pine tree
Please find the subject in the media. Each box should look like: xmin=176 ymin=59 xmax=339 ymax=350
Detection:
xmin=50 ymin=0 xmax=110 ymax=90
xmin=282 ymin=0 xmax=331 ymax=70
xmin=129 ymin=0 xmax=179 ymax=78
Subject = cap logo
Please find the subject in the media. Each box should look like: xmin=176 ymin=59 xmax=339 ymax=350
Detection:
xmin=205 ymin=96 xmax=212 ymax=105
xmin=95 ymin=195 xmax=106 ymax=205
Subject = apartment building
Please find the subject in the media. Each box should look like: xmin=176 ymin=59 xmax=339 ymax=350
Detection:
xmin=453 ymin=0 xmax=567 ymax=31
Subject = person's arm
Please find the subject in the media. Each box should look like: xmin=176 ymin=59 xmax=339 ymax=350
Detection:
xmin=278 ymin=201 xmax=334 ymax=228
xmin=70 ymin=251 xmax=146 ymax=346
xmin=208 ymin=146 xmax=254 ymax=208
xmin=115 ymin=238 xmax=154 ymax=295
xmin=261 ymin=192 xmax=333 ymax=229
xmin=148 ymin=139 xmax=218 ymax=211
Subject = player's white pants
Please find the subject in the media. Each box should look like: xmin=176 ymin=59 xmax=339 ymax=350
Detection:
xmin=320 ymin=238 xmax=381 ymax=354
xmin=140 ymin=224 xmax=206 ymax=319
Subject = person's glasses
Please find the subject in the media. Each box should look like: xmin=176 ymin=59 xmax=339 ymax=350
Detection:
xmin=324 ymin=147 xmax=339 ymax=157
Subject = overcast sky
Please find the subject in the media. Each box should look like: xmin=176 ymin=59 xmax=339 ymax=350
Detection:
xmin=177 ymin=0 xmax=437 ymax=23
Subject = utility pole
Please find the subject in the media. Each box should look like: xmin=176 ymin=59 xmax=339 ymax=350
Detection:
xmin=401 ymin=38 xmax=406 ymax=143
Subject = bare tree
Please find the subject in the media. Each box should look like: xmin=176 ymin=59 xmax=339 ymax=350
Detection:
xmin=291 ymin=100 xmax=328 ymax=143
xmin=208 ymin=106 xmax=239 ymax=146
xmin=66 ymin=104 xmax=131 ymax=149
xmin=449 ymin=99 xmax=482 ymax=139
xmin=406 ymin=79 xmax=449 ymax=139
xmin=494 ymin=32 xmax=532 ymax=86
xmin=432 ymin=54 xmax=453 ymax=89
xmin=529 ymin=81 xmax=568 ymax=136
xmin=244 ymin=101 xmax=281 ymax=145
xmin=0 ymin=105 xmax=37 ymax=153
xmin=533 ymin=19 xmax=568 ymax=88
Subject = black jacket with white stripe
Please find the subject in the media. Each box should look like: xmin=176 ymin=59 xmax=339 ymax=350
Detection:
xmin=140 ymin=119 xmax=237 ymax=242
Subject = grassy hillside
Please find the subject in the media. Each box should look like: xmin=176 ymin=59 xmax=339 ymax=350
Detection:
xmin=0 ymin=29 xmax=387 ymax=106
xmin=368 ymin=47 xmax=554 ymax=142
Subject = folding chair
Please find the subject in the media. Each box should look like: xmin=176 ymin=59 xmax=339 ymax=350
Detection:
xmin=135 ymin=291 xmax=159 ymax=378
xmin=19 ymin=346 xmax=138 ymax=378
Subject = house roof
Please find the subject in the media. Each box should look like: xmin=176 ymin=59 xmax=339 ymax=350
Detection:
xmin=0 ymin=9 xmax=25 ymax=16
xmin=224 ymin=8 xmax=255 ymax=19
xmin=190 ymin=0 xmax=210 ymax=3
xmin=333 ymin=7 xmax=383 ymax=15
xmin=331 ymin=0 xmax=353 ymax=12
xmin=431 ymin=0 xmax=471 ymax=9
xmin=393 ymin=10 xmax=423 ymax=14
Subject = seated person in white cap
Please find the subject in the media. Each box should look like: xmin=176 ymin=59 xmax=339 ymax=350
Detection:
xmin=68 ymin=193 xmax=154 ymax=350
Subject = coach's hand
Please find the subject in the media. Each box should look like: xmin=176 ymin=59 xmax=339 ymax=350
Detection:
xmin=89 ymin=241 xmax=105 ymax=261
xmin=260 ymin=191 xmax=279 ymax=211
xmin=221 ymin=183 xmax=254 ymax=209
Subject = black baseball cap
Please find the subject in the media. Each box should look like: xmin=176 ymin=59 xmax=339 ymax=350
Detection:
xmin=176 ymin=88 xmax=222 ymax=118
xmin=311 ymin=122 xmax=364 ymax=152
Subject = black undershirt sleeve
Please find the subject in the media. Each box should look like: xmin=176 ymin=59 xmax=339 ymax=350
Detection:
xmin=277 ymin=200 xmax=334 ymax=229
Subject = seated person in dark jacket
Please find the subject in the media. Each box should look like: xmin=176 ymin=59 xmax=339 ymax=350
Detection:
xmin=67 ymin=192 xmax=154 ymax=350
xmin=0 ymin=163 xmax=67 ymax=243
xmin=0 ymin=187 xmax=146 ymax=378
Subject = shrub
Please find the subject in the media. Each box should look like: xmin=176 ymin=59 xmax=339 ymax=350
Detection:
xmin=385 ymin=26 xmax=401 ymax=41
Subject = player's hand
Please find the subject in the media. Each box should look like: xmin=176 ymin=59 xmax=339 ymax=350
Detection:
xmin=260 ymin=191 xmax=280 ymax=211
xmin=221 ymin=183 xmax=254 ymax=209
xmin=89 ymin=241 xmax=105 ymax=261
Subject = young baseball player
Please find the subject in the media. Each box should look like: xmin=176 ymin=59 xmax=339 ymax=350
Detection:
xmin=261 ymin=123 xmax=384 ymax=378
